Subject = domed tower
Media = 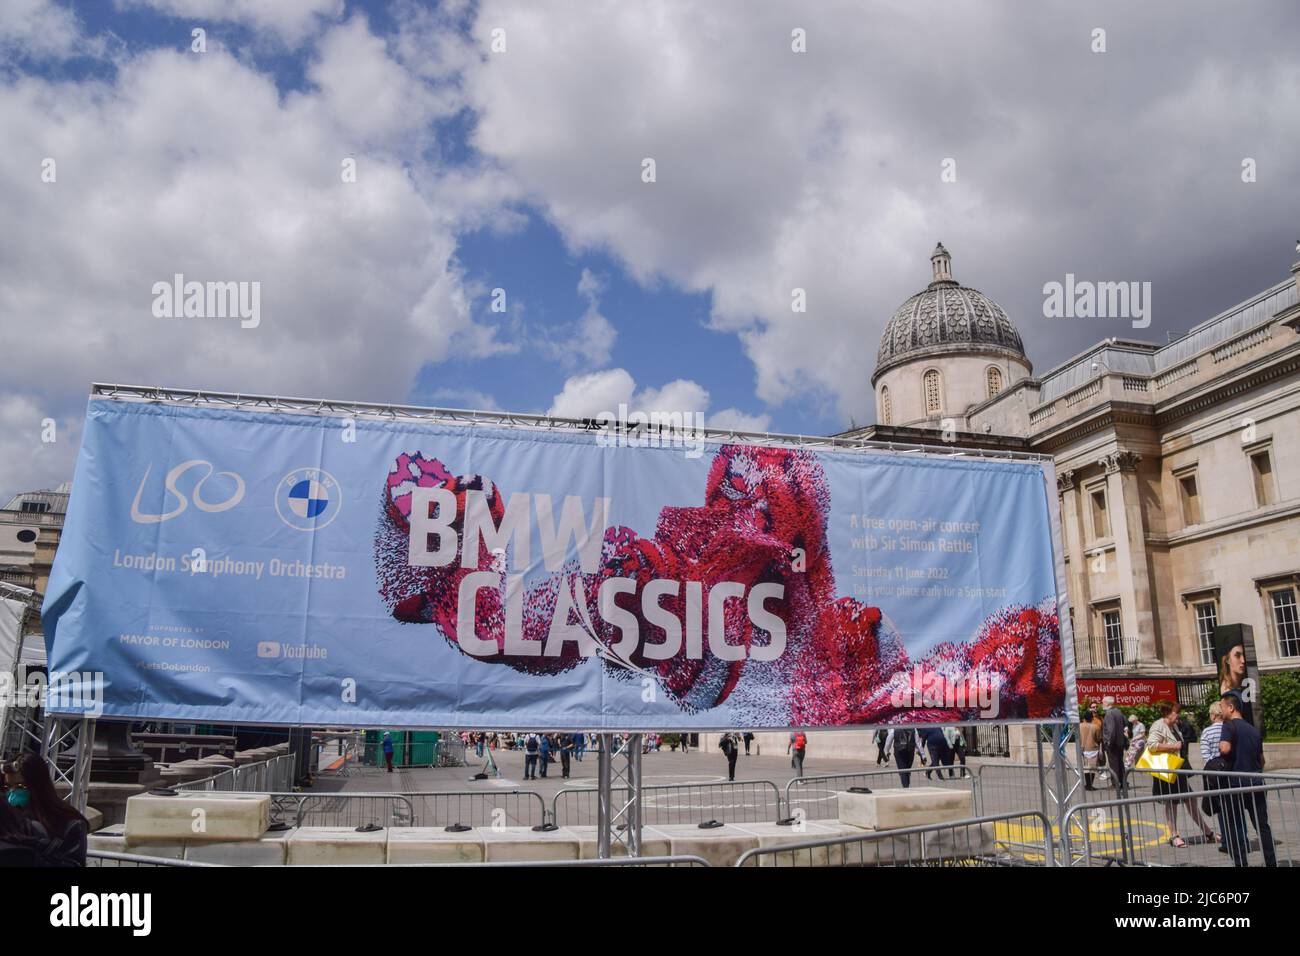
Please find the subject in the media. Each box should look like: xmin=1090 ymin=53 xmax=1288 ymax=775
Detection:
xmin=872 ymin=243 xmax=1031 ymax=430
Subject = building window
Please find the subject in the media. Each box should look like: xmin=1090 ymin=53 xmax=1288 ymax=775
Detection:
xmin=1272 ymin=588 xmax=1300 ymax=659
xmin=986 ymin=366 xmax=1003 ymax=399
xmin=923 ymin=369 xmax=943 ymax=415
xmin=1250 ymin=448 xmax=1276 ymax=507
xmin=880 ymin=386 xmax=892 ymax=425
xmin=1089 ymin=487 xmax=1110 ymax=539
xmin=1177 ymin=470 xmax=1202 ymax=526
xmin=1102 ymin=610 xmax=1125 ymax=668
xmin=1194 ymin=601 xmax=1218 ymax=666
xmin=19 ymin=501 xmax=50 ymax=514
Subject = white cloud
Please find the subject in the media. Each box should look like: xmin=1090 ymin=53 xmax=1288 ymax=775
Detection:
xmin=546 ymin=370 xmax=765 ymax=434
xmin=0 ymin=0 xmax=85 ymax=59
xmin=465 ymin=0 xmax=1300 ymax=423
xmin=708 ymin=408 xmax=772 ymax=434
xmin=537 ymin=268 xmax=617 ymax=368
xmin=0 ymin=395 xmax=82 ymax=502
xmin=0 ymin=25 xmax=519 ymax=495
xmin=117 ymin=0 xmax=344 ymax=46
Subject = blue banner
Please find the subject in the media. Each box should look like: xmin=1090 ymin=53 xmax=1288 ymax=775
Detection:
xmin=42 ymin=398 xmax=1073 ymax=729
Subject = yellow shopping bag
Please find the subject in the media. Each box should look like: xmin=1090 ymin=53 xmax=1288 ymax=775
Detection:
xmin=1136 ymin=748 xmax=1185 ymax=784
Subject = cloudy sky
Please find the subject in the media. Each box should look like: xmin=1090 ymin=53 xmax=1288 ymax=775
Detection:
xmin=2 ymin=0 xmax=1298 ymax=500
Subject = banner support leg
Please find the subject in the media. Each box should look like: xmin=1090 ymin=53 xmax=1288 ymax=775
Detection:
xmin=596 ymin=733 xmax=642 ymax=860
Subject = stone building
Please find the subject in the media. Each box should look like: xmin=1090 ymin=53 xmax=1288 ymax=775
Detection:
xmin=860 ymin=243 xmax=1300 ymax=700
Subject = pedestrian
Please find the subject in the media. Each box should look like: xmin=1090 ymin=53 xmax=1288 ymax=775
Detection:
xmin=382 ymin=731 xmax=394 ymax=773
xmin=560 ymin=732 xmax=573 ymax=778
xmin=539 ymin=734 xmax=552 ymax=778
xmin=891 ymin=728 xmax=917 ymax=788
xmin=523 ymin=732 xmax=540 ymax=780
xmin=1124 ymin=717 xmax=1147 ymax=772
xmin=1100 ymin=696 xmax=1128 ymax=793
xmin=874 ymin=728 xmax=890 ymax=766
xmin=943 ymin=725 xmax=965 ymax=777
xmin=680 ymin=734 xmax=689 ymax=755
xmin=720 ymin=733 xmax=739 ymax=781
xmin=787 ymin=730 xmax=807 ymax=778
xmin=1218 ymin=691 xmax=1276 ymax=866
xmin=743 ymin=731 xmax=754 ymax=755
xmin=9 ymin=754 xmax=88 ymax=866
xmin=1146 ymin=702 xmax=1216 ymax=849
xmin=919 ymin=728 xmax=950 ymax=780
xmin=575 ymin=733 xmax=586 ymax=761
xmin=1079 ymin=709 xmax=1100 ymax=790
xmin=1200 ymin=701 xmax=1228 ymax=825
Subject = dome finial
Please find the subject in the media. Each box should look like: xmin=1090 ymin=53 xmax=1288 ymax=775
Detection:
xmin=930 ymin=241 xmax=953 ymax=284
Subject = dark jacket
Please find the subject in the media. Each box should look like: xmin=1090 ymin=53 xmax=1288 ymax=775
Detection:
xmin=1101 ymin=707 xmax=1127 ymax=754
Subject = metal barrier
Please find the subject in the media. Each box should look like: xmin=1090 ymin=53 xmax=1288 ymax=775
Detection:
xmin=786 ymin=766 xmax=976 ymax=822
xmin=175 ymin=756 xmax=294 ymax=794
xmin=405 ymin=789 xmax=548 ymax=828
xmin=88 ymin=850 xmax=225 ymax=867
xmin=436 ymin=737 xmax=468 ymax=767
xmin=375 ymin=855 xmax=711 ymax=867
xmin=734 ymin=810 xmax=1055 ymax=867
xmin=552 ymin=779 xmax=784 ymax=827
xmin=1061 ymin=772 xmax=1300 ymax=867
xmin=174 ymin=766 xmax=237 ymax=792
xmin=257 ymin=791 xmax=415 ymax=828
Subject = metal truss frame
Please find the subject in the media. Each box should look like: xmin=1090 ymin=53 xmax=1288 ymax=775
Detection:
xmin=597 ymin=733 xmax=642 ymax=859
xmin=40 ymin=716 xmax=97 ymax=812
xmin=89 ymin=383 xmax=1053 ymax=463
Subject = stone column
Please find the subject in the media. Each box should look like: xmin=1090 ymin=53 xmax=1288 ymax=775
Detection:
xmin=1100 ymin=451 xmax=1157 ymax=667
xmin=1057 ymin=470 xmax=1091 ymax=667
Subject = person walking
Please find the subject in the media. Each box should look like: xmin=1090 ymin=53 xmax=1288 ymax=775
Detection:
xmin=1101 ymin=696 xmax=1128 ymax=794
xmin=1218 ymin=691 xmax=1276 ymax=866
xmin=892 ymin=728 xmax=918 ymax=788
xmin=742 ymin=731 xmax=754 ymax=756
xmin=574 ymin=732 xmax=586 ymax=761
xmin=539 ymin=733 xmax=552 ymax=778
xmin=720 ymin=733 xmax=740 ymax=781
xmin=559 ymin=732 xmax=573 ymax=778
xmin=1147 ymin=702 xmax=1215 ymax=849
xmin=382 ymin=731 xmax=395 ymax=773
xmin=943 ymin=725 xmax=965 ymax=777
xmin=919 ymin=728 xmax=950 ymax=780
xmin=523 ymin=732 xmax=540 ymax=780
xmin=874 ymin=729 xmax=890 ymax=766
xmin=1079 ymin=710 xmax=1101 ymax=790
xmin=788 ymin=730 xmax=807 ymax=778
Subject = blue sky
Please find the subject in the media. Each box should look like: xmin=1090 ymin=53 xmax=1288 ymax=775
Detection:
xmin=2 ymin=0 xmax=1298 ymax=499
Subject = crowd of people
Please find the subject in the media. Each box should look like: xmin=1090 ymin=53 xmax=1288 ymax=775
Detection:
xmin=0 ymin=752 xmax=89 ymax=867
xmin=1085 ymin=691 xmax=1276 ymax=866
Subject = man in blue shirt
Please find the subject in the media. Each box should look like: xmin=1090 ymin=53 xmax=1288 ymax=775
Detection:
xmin=382 ymin=732 xmax=394 ymax=773
xmin=1218 ymin=691 xmax=1276 ymax=866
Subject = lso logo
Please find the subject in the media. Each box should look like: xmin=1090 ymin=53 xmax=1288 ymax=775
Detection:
xmin=276 ymin=468 xmax=342 ymax=531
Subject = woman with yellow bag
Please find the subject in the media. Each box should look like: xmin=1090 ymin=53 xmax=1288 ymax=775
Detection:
xmin=1143 ymin=702 xmax=1217 ymax=849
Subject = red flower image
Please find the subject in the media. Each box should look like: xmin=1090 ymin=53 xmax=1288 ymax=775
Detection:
xmin=374 ymin=444 xmax=1065 ymax=723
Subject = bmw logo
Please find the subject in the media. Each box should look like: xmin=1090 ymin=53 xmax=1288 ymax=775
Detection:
xmin=276 ymin=468 xmax=342 ymax=531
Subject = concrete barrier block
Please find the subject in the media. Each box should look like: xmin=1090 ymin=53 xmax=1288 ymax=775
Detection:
xmin=567 ymin=825 xmax=671 ymax=860
xmin=653 ymin=824 xmax=760 ymax=867
xmin=837 ymin=786 xmax=972 ymax=831
xmin=480 ymin=826 xmax=580 ymax=862
xmin=88 ymin=824 xmax=126 ymax=854
xmin=286 ymin=827 xmax=388 ymax=865
xmin=387 ymin=827 xmax=485 ymax=864
xmin=186 ymin=833 xmax=290 ymax=865
xmin=124 ymin=792 xmax=271 ymax=844
xmin=730 ymin=821 xmax=853 ymax=866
